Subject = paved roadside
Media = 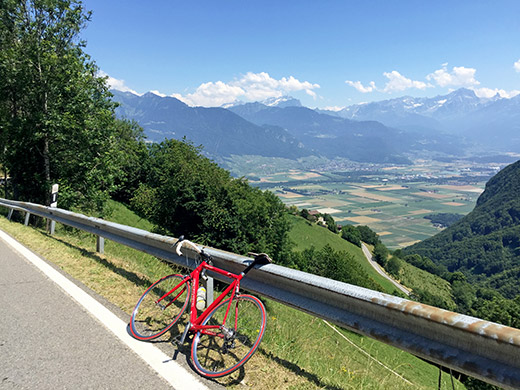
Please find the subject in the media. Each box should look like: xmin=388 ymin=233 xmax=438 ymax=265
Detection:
xmin=361 ymin=243 xmax=410 ymax=296
xmin=0 ymin=229 xmax=215 ymax=390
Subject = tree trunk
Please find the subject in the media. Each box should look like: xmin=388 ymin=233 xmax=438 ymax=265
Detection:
xmin=43 ymin=136 xmax=51 ymax=205
xmin=3 ymin=168 xmax=7 ymax=199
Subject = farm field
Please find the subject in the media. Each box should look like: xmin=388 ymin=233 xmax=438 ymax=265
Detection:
xmin=239 ymin=158 xmax=499 ymax=249
xmin=277 ymin=181 xmax=482 ymax=248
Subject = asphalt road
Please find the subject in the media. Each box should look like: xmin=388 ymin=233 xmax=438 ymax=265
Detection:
xmin=0 ymin=230 xmax=217 ymax=390
xmin=361 ymin=243 xmax=410 ymax=296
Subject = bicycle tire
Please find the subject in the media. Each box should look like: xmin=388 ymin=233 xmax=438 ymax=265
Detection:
xmin=130 ymin=274 xmax=190 ymax=341
xmin=191 ymin=294 xmax=266 ymax=378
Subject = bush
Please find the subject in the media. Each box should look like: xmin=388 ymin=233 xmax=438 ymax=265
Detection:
xmin=385 ymin=256 xmax=401 ymax=278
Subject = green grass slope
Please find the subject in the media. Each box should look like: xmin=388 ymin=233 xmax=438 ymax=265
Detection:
xmin=288 ymin=214 xmax=457 ymax=309
xmin=398 ymin=261 xmax=457 ymax=310
xmin=288 ymin=214 xmax=401 ymax=295
xmin=0 ymin=202 xmax=465 ymax=389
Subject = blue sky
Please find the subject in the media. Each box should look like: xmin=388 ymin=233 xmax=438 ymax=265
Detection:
xmin=82 ymin=0 xmax=520 ymax=108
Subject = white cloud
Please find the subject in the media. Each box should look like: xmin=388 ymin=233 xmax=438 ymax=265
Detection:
xmin=98 ymin=70 xmax=141 ymax=95
xmin=427 ymin=64 xmax=480 ymax=87
xmin=175 ymin=72 xmax=320 ymax=107
xmin=238 ymin=72 xmax=319 ymax=100
xmin=345 ymin=80 xmax=376 ymax=93
xmin=382 ymin=71 xmax=430 ymax=93
xmin=346 ymin=72 xmax=430 ymax=94
xmin=515 ymin=59 xmax=520 ymax=73
xmin=472 ymin=87 xmax=520 ymax=99
xmin=180 ymin=81 xmax=245 ymax=107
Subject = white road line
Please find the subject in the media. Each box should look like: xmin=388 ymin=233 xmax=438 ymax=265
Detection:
xmin=0 ymin=229 xmax=209 ymax=390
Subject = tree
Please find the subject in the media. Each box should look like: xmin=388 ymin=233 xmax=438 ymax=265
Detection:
xmin=0 ymin=0 xmax=118 ymax=211
xmin=300 ymin=208 xmax=316 ymax=222
xmin=322 ymin=213 xmax=338 ymax=233
xmin=356 ymin=225 xmax=380 ymax=246
xmin=109 ymin=119 xmax=148 ymax=204
xmin=373 ymin=242 xmax=389 ymax=267
xmin=341 ymin=224 xmax=361 ymax=247
xmin=287 ymin=245 xmax=382 ymax=291
xmin=385 ymin=256 xmax=401 ymax=278
xmin=131 ymin=138 xmax=292 ymax=261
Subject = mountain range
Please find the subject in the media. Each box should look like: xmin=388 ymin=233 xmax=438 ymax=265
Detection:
xmin=111 ymin=90 xmax=309 ymax=159
xmin=111 ymin=88 xmax=520 ymax=163
xmin=226 ymin=102 xmax=464 ymax=163
xmin=325 ymin=88 xmax=520 ymax=152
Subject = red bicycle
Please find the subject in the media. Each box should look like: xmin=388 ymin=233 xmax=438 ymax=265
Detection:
xmin=129 ymin=236 xmax=272 ymax=378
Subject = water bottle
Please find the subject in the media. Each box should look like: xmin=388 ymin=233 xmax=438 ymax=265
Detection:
xmin=196 ymin=286 xmax=206 ymax=310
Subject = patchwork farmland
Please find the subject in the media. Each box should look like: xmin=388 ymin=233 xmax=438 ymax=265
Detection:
xmin=243 ymin=160 xmax=498 ymax=249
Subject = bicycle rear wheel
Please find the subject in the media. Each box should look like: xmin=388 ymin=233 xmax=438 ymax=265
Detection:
xmin=130 ymin=274 xmax=190 ymax=341
xmin=191 ymin=294 xmax=266 ymax=378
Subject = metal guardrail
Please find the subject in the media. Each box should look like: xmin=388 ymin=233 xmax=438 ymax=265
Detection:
xmin=1 ymin=198 xmax=520 ymax=389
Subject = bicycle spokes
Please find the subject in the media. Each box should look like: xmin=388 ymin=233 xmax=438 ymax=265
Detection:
xmin=130 ymin=246 xmax=271 ymax=378
xmin=130 ymin=274 xmax=190 ymax=340
xmin=191 ymin=295 xmax=266 ymax=377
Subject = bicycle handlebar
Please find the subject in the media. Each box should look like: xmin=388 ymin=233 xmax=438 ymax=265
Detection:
xmin=174 ymin=236 xmax=273 ymax=271
xmin=175 ymin=237 xmax=202 ymax=256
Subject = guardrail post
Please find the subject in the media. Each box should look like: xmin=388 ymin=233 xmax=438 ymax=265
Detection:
xmin=24 ymin=212 xmax=30 ymax=226
xmin=96 ymin=236 xmax=104 ymax=254
xmin=203 ymin=276 xmax=214 ymax=306
xmin=7 ymin=208 xmax=13 ymax=221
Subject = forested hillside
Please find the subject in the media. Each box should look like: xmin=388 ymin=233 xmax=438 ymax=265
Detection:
xmin=129 ymin=139 xmax=292 ymax=261
xmin=0 ymin=1 xmax=291 ymax=263
xmin=399 ymin=160 xmax=520 ymax=337
xmin=405 ymin=159 xmax=520 ymax=299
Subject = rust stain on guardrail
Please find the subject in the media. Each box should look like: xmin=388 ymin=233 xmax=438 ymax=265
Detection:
xmin=372 ymin=296 xmax=520 ymax=345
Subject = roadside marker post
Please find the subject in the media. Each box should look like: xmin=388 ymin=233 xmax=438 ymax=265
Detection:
xmin=49 ymin=184 xmax=58 ymax=235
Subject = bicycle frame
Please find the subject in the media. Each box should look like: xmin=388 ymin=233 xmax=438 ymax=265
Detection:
xmin=158 ymin=259 xmax=244 ymax=338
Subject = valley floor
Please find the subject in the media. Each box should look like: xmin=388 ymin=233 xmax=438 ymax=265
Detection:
xmin=230 ymin=157 xmax=505 ymax=249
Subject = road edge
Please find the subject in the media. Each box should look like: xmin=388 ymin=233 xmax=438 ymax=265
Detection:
xmin=0 ymin=228 xmax=210 ymax=390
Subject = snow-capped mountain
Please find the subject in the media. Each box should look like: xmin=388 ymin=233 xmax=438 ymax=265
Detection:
xmin=222 ymin=95 xmax=302 ymax=109
xmin=111 ymin=90 xmax=311 ymax=159
xmin=112 ymin=87 xmax=520 ymax=162
xmin=334 ymin=88 xmax=499 ymax=124
xmin=323 ymin=88 xmax=520 ymax=151
xmin=228 ymin=99 xmax=467 ymax=162
xmin=262 ymin=96 xmax=302 ymax=108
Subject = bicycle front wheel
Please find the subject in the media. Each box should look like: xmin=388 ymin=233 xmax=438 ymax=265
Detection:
xmin=130 ymin=274 xmax=190 ymax=341
xmin=191 ymin=294 xmax=266 ymax=378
